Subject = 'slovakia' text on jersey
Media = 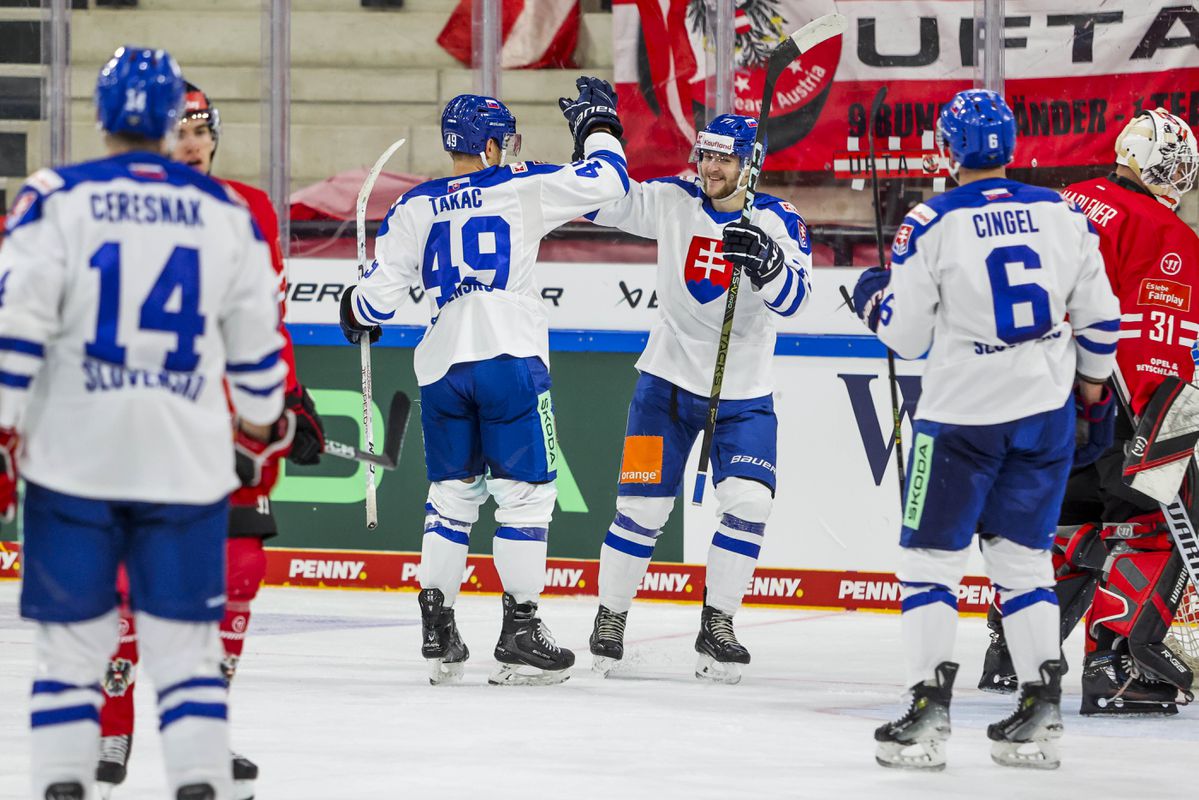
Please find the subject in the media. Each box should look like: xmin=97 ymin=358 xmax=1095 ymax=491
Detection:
xmin=587 ymin=177 xmax=813 ymax=399
xmin=352 ymin=131 xmax=629 ymax=386
xmin=0 ymin=152 xmax=286 ymax=503
xmin=878 ymin=177 xmax=1120 ymax=425
xmin=1062 ymin=175 xmax=1199 ymax=418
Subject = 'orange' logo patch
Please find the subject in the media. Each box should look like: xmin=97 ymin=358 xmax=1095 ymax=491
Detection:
xmin=620 ymin=436 xmax=663 ymax=484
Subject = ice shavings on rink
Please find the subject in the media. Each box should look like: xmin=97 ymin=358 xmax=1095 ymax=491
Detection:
xmin=0 ymin=582 xmax=1191 ymax=799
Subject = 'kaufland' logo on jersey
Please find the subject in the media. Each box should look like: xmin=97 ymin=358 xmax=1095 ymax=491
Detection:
xmin=684 ymin=235 xmax=732 ymax=304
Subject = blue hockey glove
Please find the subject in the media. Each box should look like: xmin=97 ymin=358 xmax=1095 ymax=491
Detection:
xmin=559 ymin=76 xmax=622 ymax=161
xmin=852 ymin=267 xmax=892 ymax=333
xmin=1074 ymin=382 xmax=1115 ymax=467
xmin=721 ymin=222 xmax=785 ymax=291
xmin=339 ymin=286 xmax=381 ymax=345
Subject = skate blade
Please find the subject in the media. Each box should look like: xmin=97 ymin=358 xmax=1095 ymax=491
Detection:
xmin=990 ymin=739 xmax=1060 ymax=770
xmin=488 ymin=662 xmax=571 ymax=686
xmin=874 ymin=740 xmax=947 ymax=771
xmin=234 ymin=778 xmax=256 ymax=800
xmin=592 ymin=655 xmax=620 ymax=678
xmin=695 ymin=653 xmax=743 ymax=685
xmin=977 ymin=676 xmax=1017 ymax=695
xmin=428 ymin=658 xmax=466 ymax=686
xmin=1082 ymin=697 xmax=1178 ymax=716
xmin=98 ymin=783 xmax=117 ymax=800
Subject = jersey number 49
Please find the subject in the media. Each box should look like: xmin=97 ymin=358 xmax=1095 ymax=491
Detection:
xmin=422 ymin=215 xmax=512 ymax=310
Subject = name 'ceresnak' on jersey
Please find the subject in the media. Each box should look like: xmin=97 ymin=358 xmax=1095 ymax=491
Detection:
xmin=877 ymin=177 xmax=1120 ymax=425
xmin=0 ymin=152 xmax=286 ymax=503
xmin=588 ymin=177 xmax=813 ymax=399
xmin=352 ymin=131 xmax=629 ymax=386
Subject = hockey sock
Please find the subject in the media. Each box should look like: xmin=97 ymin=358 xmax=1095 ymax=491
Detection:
xmin=137 ymin=613 xmax=232 ymax=798
xmin=30 ymin=612 xmax=118 ymax=796
xmin=493 ymin=526 xmax=548 ymax=605
xmin=100 ymin=609 xmax=138 ymax=737
xmin=219 ymin=601 xmax=252 ymax=683
xmin=221 ymin=537 xmax=266 ymax=683
xmin=599 ymin=512 xmax=661 ymax=614
xmin=705 ymin=514 xmax=766 ymax=614
xmin=420 ymin=504 xmax=472 ymax=606
xmin=995 ymin=586 xmax=1060 ymax=685
xmin=899 ymin=582 xmax=960 ymax=687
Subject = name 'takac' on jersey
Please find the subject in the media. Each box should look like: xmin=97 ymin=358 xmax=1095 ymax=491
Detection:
xmin=588 ymin=176 xmax=813 ymax=399
xmin=0 ymin=152 xmax=286 ymax=503
xmin=1062 ymin=175 xmax=1199 ymax=417
xmin=879 ymin=177 xmax=1120 ymax=425
xmin=353 ymin=132 xmax=629 ymax=386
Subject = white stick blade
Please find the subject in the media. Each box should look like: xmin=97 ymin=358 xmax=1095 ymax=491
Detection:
xmin=790 ymin=13 xmax=848 ymax=54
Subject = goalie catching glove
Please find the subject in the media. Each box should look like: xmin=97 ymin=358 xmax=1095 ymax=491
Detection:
xmin=852 ymin=266 xmax=892 ymax=333
xmin=559 ymin=76 xmax=622 ymax=161
xmin=721 ymin=222 xmax=785 ymax=291
xmin=235 ymin=410 xmax=296 ymax=495
xmin=0 ymin=428 xmax=17 ymax=523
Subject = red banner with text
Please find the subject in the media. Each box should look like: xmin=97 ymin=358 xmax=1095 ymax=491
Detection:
xmin=613 ymin=0 xmax=1199 ymax=180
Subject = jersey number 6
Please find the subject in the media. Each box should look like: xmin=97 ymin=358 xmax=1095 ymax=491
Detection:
xmin=985 ymin=244 xmax=1052 ymax=345
xmin=86 ymin=241 xmax=206 ymax=372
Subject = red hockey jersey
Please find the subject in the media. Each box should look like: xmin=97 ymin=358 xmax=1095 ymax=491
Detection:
xmin=1062 ymin=176 xmax=1199 ymax=416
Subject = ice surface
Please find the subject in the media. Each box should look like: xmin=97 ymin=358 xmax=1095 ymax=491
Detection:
xmin=1 ymin=582 xmax=1193 ymax=799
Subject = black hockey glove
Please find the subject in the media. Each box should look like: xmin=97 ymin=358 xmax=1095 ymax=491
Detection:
xmin=339 ymin=286 xmax=381 ymax=345
xmin=1073 ymin=382 xmax=1114 ymax=467
xmin=558 ymin=76 xmax=623 ymax=161
xmin=721 ymin=222 xmax=785 ymax=290
xmin=285 ymin=385 xmax=326 ymax=465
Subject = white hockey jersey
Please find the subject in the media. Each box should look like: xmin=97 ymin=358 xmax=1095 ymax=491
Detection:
xmin=588 ymin=177 xmax=812 ymax=399
xmin=879 ymin=177 xmax=1120 ymax=425
xmin=352 ymin=132 xmax=629 ymax=386
xmin=0 ymin=152 xmax=286 ymax=504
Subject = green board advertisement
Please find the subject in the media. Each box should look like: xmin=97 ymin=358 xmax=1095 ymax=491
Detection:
xmin=273 ymin=345 xmax=685 ymax=560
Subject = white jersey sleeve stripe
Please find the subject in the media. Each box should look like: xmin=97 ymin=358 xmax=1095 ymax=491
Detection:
xmin=226 ymin=348 xmax=281 ymax=373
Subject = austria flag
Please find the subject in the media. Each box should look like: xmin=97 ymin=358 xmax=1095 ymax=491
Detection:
xmin=437 ymin=0 xmax=579 ymax=70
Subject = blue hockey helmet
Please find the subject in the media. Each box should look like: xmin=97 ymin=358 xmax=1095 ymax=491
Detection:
xmin=936 ymin=90 xmax=1016 ymax=172
xmin=95 ymin=46 xmax=185 ymax=140
xmin=691 ymin=114 xmax=761 ymax=164
xmin=441 ymin=94 xmax=520 ymax=158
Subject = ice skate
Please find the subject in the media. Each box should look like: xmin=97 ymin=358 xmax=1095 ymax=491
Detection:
xmin=176 ymin=785 xmax=216 ymax=800
xmin=232 ymin=751 xmax=258 ymax=800
xmin=874 ymin=661 xmax=957 ymax=771
xmin=489 ymin=593 xmax=574 ymax=686
xmin=694 ymin=604 xmax=749 ymax=684
xmin=589 ymin=605 xmax=627 ymax=677
xmin=45 ymin=783 xmax=85 ymax=800
xmin=1080 ymin=650 xmax=1183 ymax=716
xmin=419 ymin=588 xmax=469 ymax=685
xmin=96 ymin=734 xmax=131 ymax=799
xmin=988 ymin=660 xmax=1064 ymax=769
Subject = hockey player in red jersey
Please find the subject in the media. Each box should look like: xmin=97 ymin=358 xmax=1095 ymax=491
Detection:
xmin=980 ymin=108 xmax=1199 ymax=716
xmin=95 ymin=82 xmax=326 ymax=798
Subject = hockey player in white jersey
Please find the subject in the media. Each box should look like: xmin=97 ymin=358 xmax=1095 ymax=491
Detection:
xmin=583 ymin=114 xmax=812 ymax=684
xmin=853 ymin=90 xmax=1120 ymax=770
xmin=339 ymin=79 xmax=628 ymax=685
xmin=0 ymin=47 xmax=288 ymax=800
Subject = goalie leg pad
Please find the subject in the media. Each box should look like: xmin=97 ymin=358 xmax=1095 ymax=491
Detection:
xmin=897 ymin=547 xmax=969 ymax=688
xmin=421 ymin=477 xmax=487 ymax=606
xmin=1122 ymin=375 xmax=1199 ymax=504
xmin=599 ymin=495 xmax=673 ymax=615
xmin=489 ymin=478 xmax=555 ymax=604
xmin=706 ymin=478 xmax=772 ymax=614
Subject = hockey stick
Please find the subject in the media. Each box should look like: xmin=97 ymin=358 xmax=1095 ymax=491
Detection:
xmin=321 ymin=391 xmax=411 ymax=470
xmin=864 ymin=86 xmax=906 ymax=503
xmin=356 ymin=137 xmax=407 ymax=528
xmin=691 ymin=12 xmax=848 ymax=506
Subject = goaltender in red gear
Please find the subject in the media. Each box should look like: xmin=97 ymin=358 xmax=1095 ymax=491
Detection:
xmin=94 ymin=82 xmax=326 ymax=797
xmin=979 ymin=108 xmax=1199 ymax=716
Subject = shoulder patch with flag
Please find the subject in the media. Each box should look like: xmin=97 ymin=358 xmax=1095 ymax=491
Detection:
xmin=893 ymin=223 xmax=914 ymax=256
xmin=982 ymin=187 xmax=1013 ymax=201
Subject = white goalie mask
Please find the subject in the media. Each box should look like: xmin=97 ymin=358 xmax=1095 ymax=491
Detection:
xmin=1115 ymin=108 xmax=1198 ymax=211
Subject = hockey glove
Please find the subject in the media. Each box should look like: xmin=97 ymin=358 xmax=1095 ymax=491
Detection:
xmin=0 ymin=428 xmax=17 ymax=523
xmin=721 ymin=222 xmax=785 ymax=290
xmin=235 ymin=410 xmax=296 ymax=495
xmin=1074 ymin=382 xmax=1115 ymax=467
xmin=339 ymin=287 xmax=381 ymax=345
xmin=852 ymin=267 xmax=892 ymax=333
xmin=285 ymin=385 xmax=325 ymax=465
xmin=559 ymin=76 xmax=622 ymax=161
